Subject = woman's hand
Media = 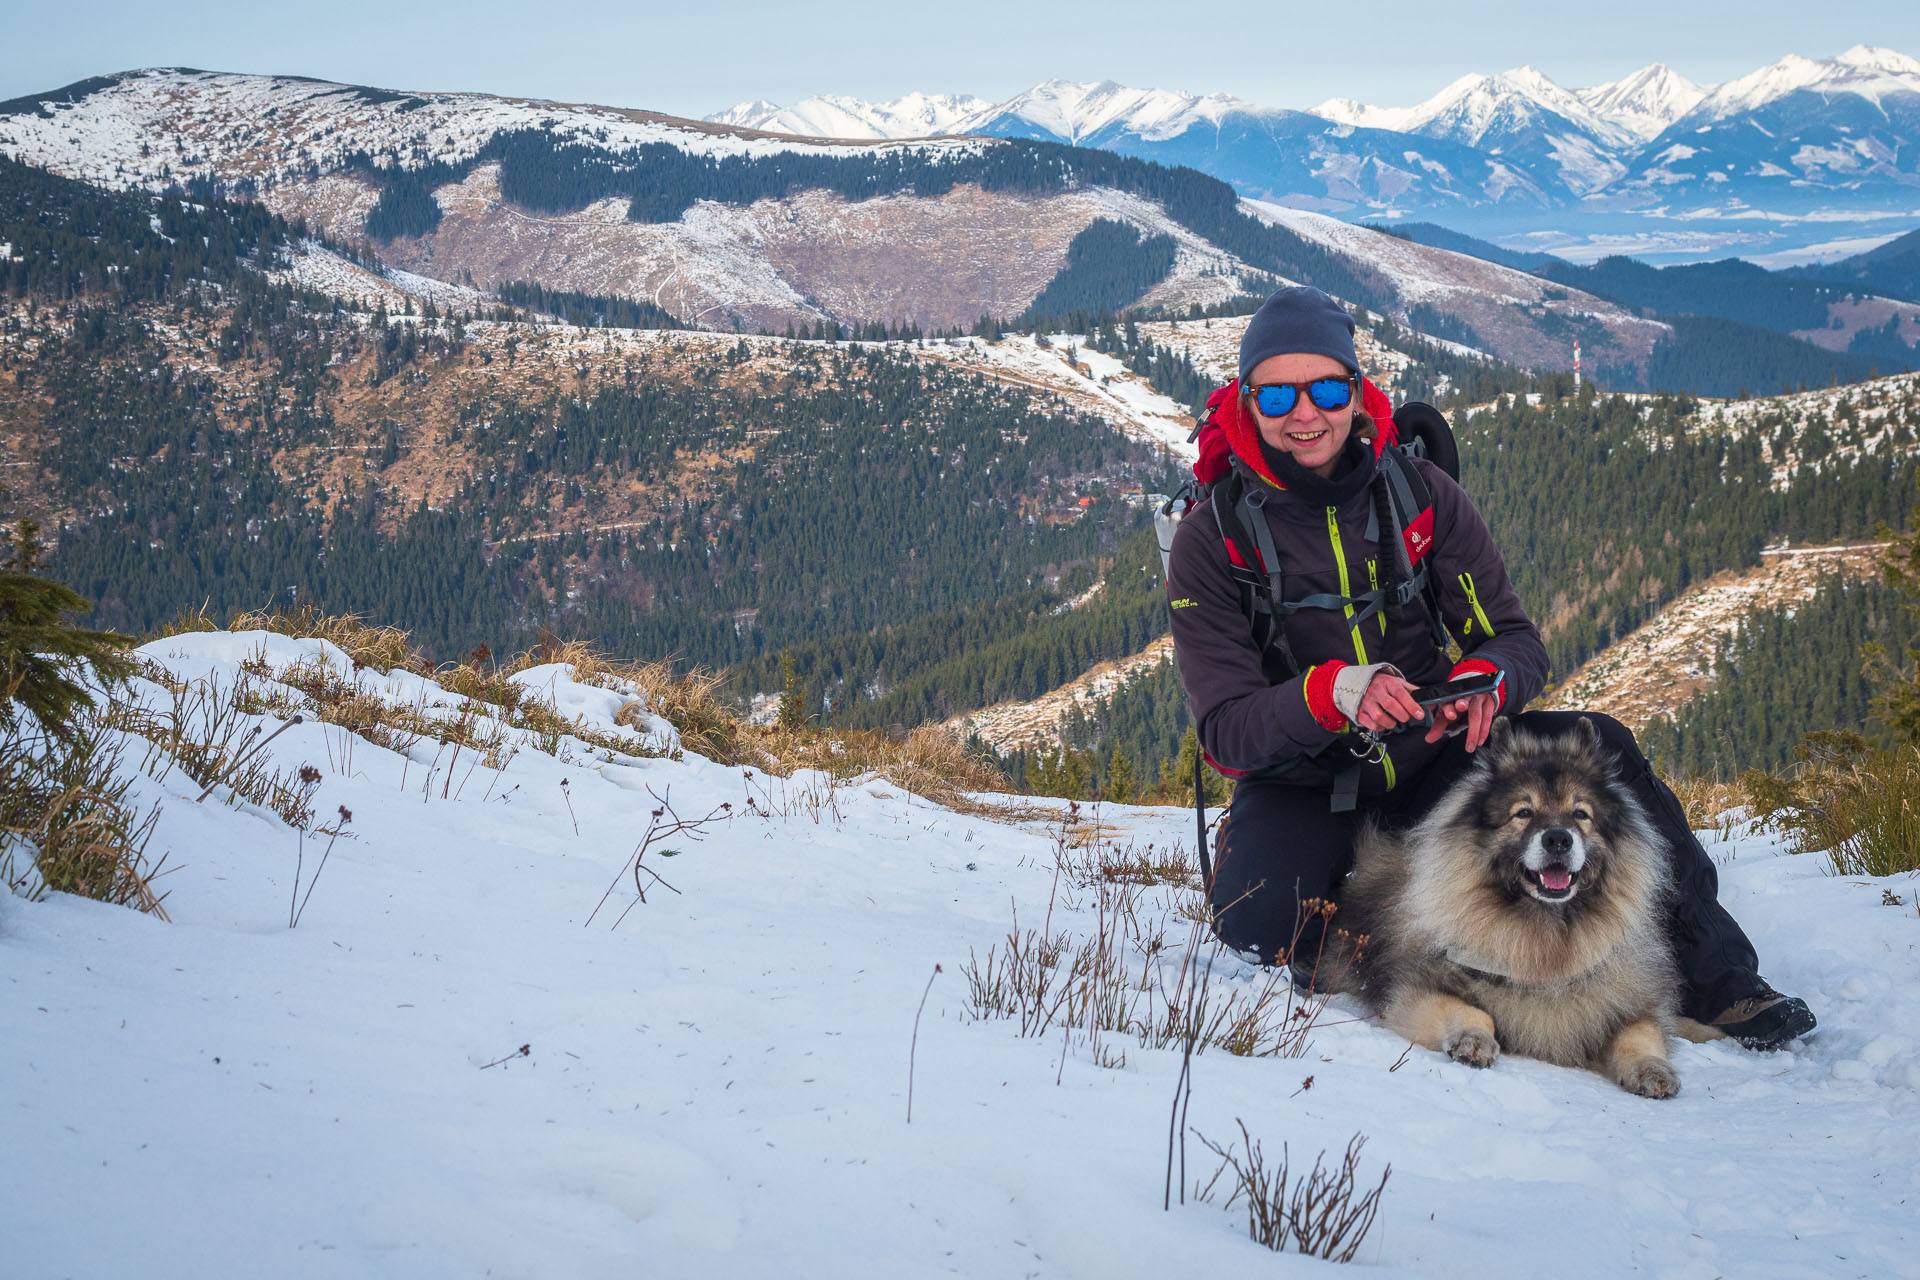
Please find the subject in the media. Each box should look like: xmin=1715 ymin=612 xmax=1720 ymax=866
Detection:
xmin=1352 ymin=672 xmax=1427 ymax=734
xmin=1354 ymin=672 xmax=1499 ymax=752
xmin=1423 ymin=692 xmax=1500 ymax=751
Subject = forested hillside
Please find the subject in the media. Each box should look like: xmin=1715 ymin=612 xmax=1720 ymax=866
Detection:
xmin=7 ymin=152 xmax=1916 ymax=792
xmin=1638 ymin=576 xmax=1919 ymax=774
xmin=1 ymin=157 xmax=1174 ymax=702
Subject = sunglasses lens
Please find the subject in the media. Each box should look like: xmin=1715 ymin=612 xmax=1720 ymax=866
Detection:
xmin=1253 ymin=384 xmax=1298 ymax=416
xmin=1308 ymin=378 xmax=1354 ymax=410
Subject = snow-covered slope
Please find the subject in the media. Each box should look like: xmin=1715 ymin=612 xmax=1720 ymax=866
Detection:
xmin=1612 ymin=46 xmax=1920 ymax=216
xmin=1398 ymin=66 xmax=1639 ymax=152
xmin=0 ymin=67 xmax=955 ymax=194
xmin=5 ymin=631 xmax=1916 ymax=1278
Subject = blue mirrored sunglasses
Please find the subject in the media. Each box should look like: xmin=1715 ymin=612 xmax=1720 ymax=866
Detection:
xmin=1248 ymin=376 xmax=1355 ymax=418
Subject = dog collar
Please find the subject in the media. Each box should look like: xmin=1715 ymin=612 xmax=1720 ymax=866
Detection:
xmin=1440 ymin=948 xmax=1607 ymax=992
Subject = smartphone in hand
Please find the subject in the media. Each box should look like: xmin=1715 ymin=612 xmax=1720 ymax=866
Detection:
xmin=1410 ymin=669 xmax=1505 ymax=708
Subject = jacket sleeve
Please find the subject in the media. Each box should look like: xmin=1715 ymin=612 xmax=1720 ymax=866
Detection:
xmin=1165 ymin=503 xmax=1350 ymax=773
xmin=1419 ymin=462 xmax=1550 ymax=712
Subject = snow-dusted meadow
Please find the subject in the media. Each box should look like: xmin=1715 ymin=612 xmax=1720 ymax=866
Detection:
xmin=4 ymin=632 xmax=1917 ymax=1279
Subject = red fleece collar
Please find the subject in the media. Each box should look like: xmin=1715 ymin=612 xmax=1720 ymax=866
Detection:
xmin=1206 ymin=377 xmax=1400 ymax=489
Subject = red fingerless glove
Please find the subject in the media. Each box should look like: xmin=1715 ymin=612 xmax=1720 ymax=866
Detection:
xmin=1449 ymin=658 xmax=1506 ymax=709
xmin=1303 ymin=661 xmax=1350 ymax=732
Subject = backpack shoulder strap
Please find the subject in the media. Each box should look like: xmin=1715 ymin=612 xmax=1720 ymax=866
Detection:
xmin=1377 ymin=449 xmax=1454 ymax=660
xmin=1209 ymin=467 xmax=1302 ymax=678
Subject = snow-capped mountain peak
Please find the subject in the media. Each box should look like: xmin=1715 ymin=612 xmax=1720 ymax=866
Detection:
xmin=1834 ymin=43 xmax=1920 ymax=76
xmin=951 ymin=78 xmax=1247 ymax=144
xmin=1687 ymin=46 xmax=1920 ymax=123
xmin=1575 ymin=63 xmax=1710 ymax=143
xmin=706 ymin=91 xmax=993 ymax=139
xmin=1307 ymin=95 xmax=1417 ymax=133
xmin=1404 ymin=65 xmax=1639 ymax=150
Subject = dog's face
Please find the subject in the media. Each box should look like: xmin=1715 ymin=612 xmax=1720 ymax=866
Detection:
xmin=1474 ymin=719 xmax=1621 ymax=909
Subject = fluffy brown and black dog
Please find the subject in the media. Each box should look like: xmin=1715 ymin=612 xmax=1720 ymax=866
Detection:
xmin=1341 ymin=717 xmax=1682 ymax=1098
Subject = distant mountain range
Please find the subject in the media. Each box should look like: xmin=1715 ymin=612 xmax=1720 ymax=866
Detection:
xmin=711 ymin=47 xmax=1920 ymax=265
xmin=3 ymin=65 xmax=1915 ymax=386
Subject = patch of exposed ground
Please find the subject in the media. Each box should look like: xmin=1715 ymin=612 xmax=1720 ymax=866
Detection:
xmin=1542 ymin=543 xmax=1888 ymax=729
xmin=952 ymin=636 xmax=1176 ymax=753
xmin=340 ymin=167 xmax=1218 ymax=336
xmin=919 ymin=334 xmax=1197 ymax=461
xmin=1791 ymin=294 xmax=1920 ymax=354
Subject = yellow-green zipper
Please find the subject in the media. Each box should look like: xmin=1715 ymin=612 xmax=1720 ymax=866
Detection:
xmin=1330 ymin=508 xmax=1396 ymax=787
xmin=1326 ymin=507 xmax=1371 ymax=666
xmin=1459 ymin=571 xmax=1496 ymax=637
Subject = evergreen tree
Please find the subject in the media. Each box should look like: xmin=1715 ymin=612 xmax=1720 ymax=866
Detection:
xmin=0 ymin=516 xmax=133 ymax=741
xmin=1104 ymin=744 xmax=1138 ymax=803
xmin=777 ymin=650 xmax=810 ymax=731
xmin=1868 ymin=477 xmax=1920 ymax=745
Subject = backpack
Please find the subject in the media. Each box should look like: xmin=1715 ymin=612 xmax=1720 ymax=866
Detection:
xmin=1154 ymin=377 xmax=1462 ymax=885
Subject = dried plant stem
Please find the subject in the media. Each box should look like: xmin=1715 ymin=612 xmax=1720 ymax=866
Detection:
xmin=480 ymin=1044 xmax=531 ymax=1069
xmin=196 ymin=715 xmax=303 ymax=803
xmin=585 ymin=786 xmax=730 ymax=928
xmin=907 ymin=963 xmax=941 ymax=1124
xmin=290 ymin=808 xmax=353 ymax=928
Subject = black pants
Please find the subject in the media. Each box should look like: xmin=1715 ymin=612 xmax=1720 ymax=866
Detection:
xmin=1207 ymin=711 xmax=1766 ymax=1022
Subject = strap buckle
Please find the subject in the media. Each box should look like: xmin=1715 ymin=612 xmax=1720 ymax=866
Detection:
xmin=1348 ymin=728 xmax=1389 ymax=763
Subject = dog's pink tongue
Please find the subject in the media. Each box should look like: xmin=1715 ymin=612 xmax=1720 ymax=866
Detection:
xmin=1542 ymin=867 xmax=1573 ymax=891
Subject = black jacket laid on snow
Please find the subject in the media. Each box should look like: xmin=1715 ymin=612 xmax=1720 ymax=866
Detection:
xmin=1165 ymin=434 xmax=1550 ymax=797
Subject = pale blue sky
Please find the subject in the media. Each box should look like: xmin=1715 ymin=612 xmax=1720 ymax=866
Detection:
xmin=5 ymin=0 xmax=1918 ymax=118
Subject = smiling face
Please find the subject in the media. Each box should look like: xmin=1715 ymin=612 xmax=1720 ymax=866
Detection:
xmin=1245 ymin=351 xmax=1356 ymax=479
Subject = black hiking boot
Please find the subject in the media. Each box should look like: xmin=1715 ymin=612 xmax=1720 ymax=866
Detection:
xmin=1710 ymin=989 xmax=1817 ymax=1050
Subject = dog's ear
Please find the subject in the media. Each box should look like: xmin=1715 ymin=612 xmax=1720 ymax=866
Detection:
xmin=1575 ymin=715 xmax=1600 ymax=750
xmin=1486 ymin=716 xmax=1511 ymax=753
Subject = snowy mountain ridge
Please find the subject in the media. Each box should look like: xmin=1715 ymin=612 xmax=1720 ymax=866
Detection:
xmin=715 ymin=47 xmax=1913 ymax=150
xmin=1685 ymin=44 xmax=1920 ymax=123
xmin=0 ymin=67 xmax=972 ymax=195
xmin=708 ymin=46 xmax=1920 ymax=262
xmin=705 ymin=91 xmax=994 ymax=140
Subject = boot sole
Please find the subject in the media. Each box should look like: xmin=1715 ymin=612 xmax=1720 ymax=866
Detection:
xmin=1724 ymin=998 xmax=1817 ymax=1051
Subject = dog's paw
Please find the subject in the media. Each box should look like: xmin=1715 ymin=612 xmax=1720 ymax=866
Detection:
xmin=1617 ymin=1056 xmax=1680 ymax=1099
xmin=1443 ymin=1026 xmax=1499 ymax=1068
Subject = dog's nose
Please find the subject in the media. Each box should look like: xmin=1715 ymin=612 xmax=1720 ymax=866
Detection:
xmin=1542 ymin=828 xmax=1574 ymax=856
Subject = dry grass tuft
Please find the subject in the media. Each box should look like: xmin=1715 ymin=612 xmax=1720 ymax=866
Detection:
xmin=963 ymin=810 xmax=1333 ymax=1068
xmin=224 ymin=605 xmax=428 ymax=675
xmin=120 ymin=665 xmax=321 ymax=827
xmin=1 ymin=715 xmax=168 ymax=917
xmin=1193 ymin=1123 xmax=1391 ymax=1262
xmin=592 ymin=658 xmax=747 ymax=766
xmin=1742 ymin=733 xmax=1920 ymax=877
xmin=141 ymin=610 xmax=1023 ymax=816
xmin=1663 ymin=771 xmax=1747 ymax=830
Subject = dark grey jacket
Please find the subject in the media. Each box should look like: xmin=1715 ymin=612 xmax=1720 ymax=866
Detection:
xmin=1166 ymin=450 xmax=1549 ymax=796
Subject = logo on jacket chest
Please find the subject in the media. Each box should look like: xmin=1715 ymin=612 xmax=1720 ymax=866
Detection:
xmin=1403 ymin=509 xmax=1436 ymax=564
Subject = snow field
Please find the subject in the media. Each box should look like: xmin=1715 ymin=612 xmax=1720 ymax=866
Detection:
xmin=2 ymin=632 xmax=1917 ymax=1278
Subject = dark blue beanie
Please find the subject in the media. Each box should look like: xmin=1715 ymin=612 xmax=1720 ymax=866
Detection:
xmin=1238 ymin=286 xmax=1358 ymax=385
